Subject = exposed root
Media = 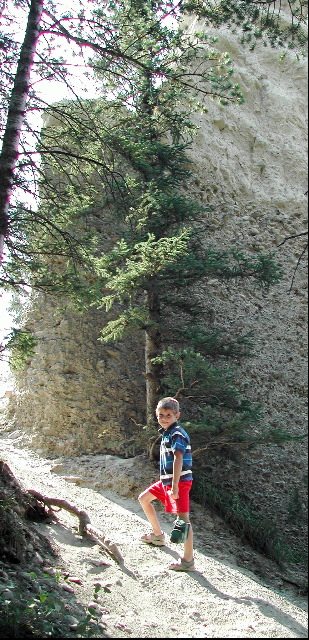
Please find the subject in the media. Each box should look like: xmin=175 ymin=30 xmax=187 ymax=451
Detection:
xmin=28 ymin=489 xmax=124 ymax=565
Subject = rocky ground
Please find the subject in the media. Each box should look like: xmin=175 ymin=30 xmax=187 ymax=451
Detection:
xmin=0 ymin=432 xmax=308 ymax=638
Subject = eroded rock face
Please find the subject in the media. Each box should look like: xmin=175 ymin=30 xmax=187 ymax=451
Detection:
xmin=181 ymin=24 xmax=307 ymax=558
xmin=2 ymin=24 xmax=307 ymax=557
xmin=3 ymin=304 xmax=145 ymax=457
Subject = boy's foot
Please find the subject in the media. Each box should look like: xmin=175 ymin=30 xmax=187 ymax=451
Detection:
xmin=141 ymin=532 xmax=165 ymax=546
xmin=168 ymin=557 xmax=195 ymax=571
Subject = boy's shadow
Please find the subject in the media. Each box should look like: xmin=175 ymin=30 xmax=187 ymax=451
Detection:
xmin=160 ymin=544 xmax=180 ymax=561
xmin=157 ymin=546 xmax=307 ymax=639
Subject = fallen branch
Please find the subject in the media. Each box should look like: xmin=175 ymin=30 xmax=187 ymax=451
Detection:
xmin=28 ymin=489 xmax=124 ymax=565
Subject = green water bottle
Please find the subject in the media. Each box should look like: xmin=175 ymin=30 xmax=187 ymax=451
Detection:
xmin=170 ymin=518 xmax=190 ymax=543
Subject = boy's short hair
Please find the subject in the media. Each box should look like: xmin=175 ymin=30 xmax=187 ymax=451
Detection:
xmin=156 ymin=397 xmax=180 ymax=413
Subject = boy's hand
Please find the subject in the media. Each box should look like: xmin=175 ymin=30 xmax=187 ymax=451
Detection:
xmin=168 ymin=486 xmax=179 ymax=500
xmin=170 ymin=450 xmax=183 ymax=500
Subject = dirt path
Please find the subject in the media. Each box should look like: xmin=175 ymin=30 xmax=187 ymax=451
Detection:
xmin=0 ymin=436 xmax=307 ymax=639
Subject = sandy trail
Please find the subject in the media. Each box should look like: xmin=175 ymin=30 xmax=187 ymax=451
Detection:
xmin=0 ymin=437 xmax=307 ymax=638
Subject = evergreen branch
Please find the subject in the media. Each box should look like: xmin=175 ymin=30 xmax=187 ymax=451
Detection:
xmin=42 ymin=10 xmax=158 ymax=73
xmin=191 ymin=432 xmax=307 ymax=457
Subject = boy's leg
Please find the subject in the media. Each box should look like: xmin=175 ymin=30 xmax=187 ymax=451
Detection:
xmin=138 ymin=489 xmax=163 ymax=536
xmin=168 ymin=511 xmax=194 ymax=570
xmin=178 ymin=511 xmax=194 ymax=563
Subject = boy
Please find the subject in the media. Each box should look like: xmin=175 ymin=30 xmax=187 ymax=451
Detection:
xmin=138 ymin=397 xmax=194 ymax=571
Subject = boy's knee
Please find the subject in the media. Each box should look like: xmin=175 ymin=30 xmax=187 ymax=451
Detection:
xmin=138 ymin=490 xmax=152 ymax=505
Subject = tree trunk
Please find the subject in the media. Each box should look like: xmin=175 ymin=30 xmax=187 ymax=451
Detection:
xmin=145 ymin=288 xmax=163 ymax=428
xmin=0 ymin=0 xmax=44 ymax=260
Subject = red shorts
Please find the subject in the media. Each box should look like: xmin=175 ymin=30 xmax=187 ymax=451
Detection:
xmin=148 ymin=480 xmax=192 ymax=514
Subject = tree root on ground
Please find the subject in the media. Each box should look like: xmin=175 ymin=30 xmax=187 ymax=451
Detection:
xmin=28 ymin=489 xmax=124 ymax=565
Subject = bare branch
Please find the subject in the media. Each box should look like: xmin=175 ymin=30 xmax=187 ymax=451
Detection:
xmin=278 ymin=230 xmax=308 ymax=246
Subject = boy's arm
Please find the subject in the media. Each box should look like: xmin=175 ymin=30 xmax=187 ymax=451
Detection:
xmin=169 ymin=450 xmax=183 ymax=499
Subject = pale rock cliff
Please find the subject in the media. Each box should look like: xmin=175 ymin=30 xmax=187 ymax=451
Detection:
xmin=2 ymin=22 xmax=308 ymax=559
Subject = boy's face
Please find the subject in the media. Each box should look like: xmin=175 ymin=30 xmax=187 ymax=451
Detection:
xmin=156 ymin=407 xmax=180 ymax=430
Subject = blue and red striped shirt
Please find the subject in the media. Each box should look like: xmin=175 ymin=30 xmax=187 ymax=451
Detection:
xmin=159 ymin=422 xmax=193 ymax=486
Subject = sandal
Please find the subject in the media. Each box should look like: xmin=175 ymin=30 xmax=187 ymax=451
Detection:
xmin=168 ymin=557 xmax=195 ymax=571
xmin=141 ymin=532 xmax=165 ymax=546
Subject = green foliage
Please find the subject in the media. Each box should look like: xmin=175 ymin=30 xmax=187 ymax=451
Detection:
xmin=3 ymin=1 xmax=296 ymax=447
xmin=176 ymin=326 xmax=255 ymax=358
xmin=0 ymin=575 xmax=104 ymax=638
xmin=150 ymin=338 xmax=306 ymax=454
xmin=73 ymin=583 xmax=105 ymax=637
xmin=90 ymin=1 xmax=245 ymax=105
xmin=161 ymin=245 xmax=282 ymax=288
xmin=1 ymin=196 xmax=99 ymax=300
xmin=3 ymin=328 xmax=37 ymax=371
xmin=0 ymin=575 xmax=64 ymax=638
xmin=98 ymin=308 xmax=150 ymax=342
xmin=153 ymin=346 xmax=245 ymax=405
xmin=191 ymin=476 xmax=306 ymax=565
xmin=41 ymin=0 xmax=284 ymax=441
xmin=181 ymin=0 xmax=308 ymax=53
xmin=1 ymin=0 xmax=307 ymax=296
xmin=97 ymin=231 xmax=192 ymax=303
xmin=152 ymin=345 xmax=272 ymax=448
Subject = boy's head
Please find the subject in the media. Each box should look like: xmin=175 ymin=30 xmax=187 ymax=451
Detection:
xmin=156 ymin=397 xmax=180 ymax=430
xmin=157 ymin=397 xmax=180 ymax=413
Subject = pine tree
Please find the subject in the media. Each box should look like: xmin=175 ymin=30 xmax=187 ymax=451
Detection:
xmin=1 ymin=0 xmax=306 ymax=293
xmin=1 ymin=0 xmax=306 ymax=453
xmin=50 ymin=0 xmax=284 ymax=448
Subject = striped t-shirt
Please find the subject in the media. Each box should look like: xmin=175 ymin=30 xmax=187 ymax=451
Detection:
xmin=159 ymin=422 xmax=193 ymax=486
